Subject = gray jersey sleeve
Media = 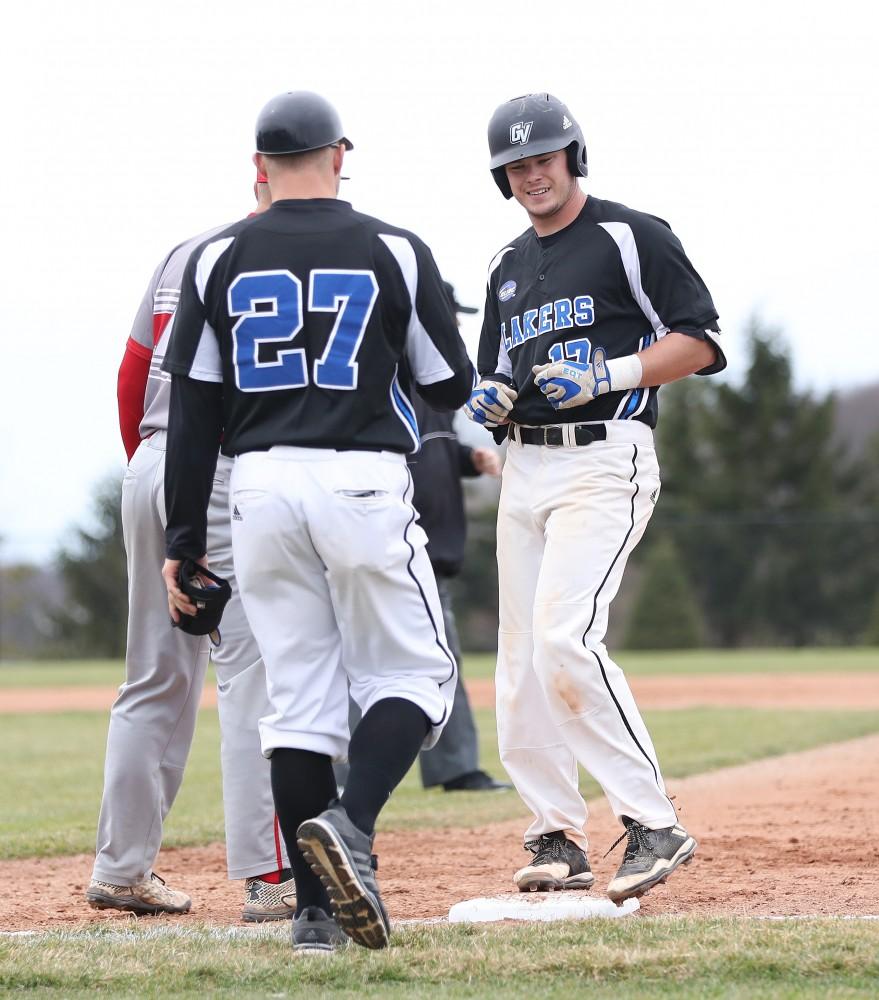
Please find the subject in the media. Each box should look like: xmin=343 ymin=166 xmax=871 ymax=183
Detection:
xmin=138 ymin=224 xmax=233 ymax=438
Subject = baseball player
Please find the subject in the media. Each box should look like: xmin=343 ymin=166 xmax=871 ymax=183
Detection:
xmin=160 ymin=91 xmax=474 ymax=953
xmin=467 ymin=93 xmax=726 ymax=902
xmin=87 ymin=169 xmax=295 ymax=922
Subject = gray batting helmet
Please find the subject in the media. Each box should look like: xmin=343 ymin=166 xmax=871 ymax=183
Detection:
xmin=256 ymin=91 xmax=353 ymax=155
xmin=487 ymin=93 xmax=587 ymax=199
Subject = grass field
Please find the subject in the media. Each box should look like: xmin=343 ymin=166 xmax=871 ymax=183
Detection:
xmin=2 ymin=649 xmax=878 ymax=997
xmin=1 ymin=647 xmax=876 ymax=688
xmin=3 ymin=918 xmax=879 ymax=998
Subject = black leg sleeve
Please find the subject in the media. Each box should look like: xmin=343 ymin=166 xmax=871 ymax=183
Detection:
xmin=341 ymin=697 xmax=431 ymax=835
xmin=270 ymin=749 xmax=337 ymax=915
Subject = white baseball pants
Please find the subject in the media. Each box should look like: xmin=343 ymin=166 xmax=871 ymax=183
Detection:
xmin=496 ymin=421 xmax=677 ymax=852
xmin=92 ymin=434 xmax=287 ymax=885
xmin=229 ymin=447 xmax=456 ymax=761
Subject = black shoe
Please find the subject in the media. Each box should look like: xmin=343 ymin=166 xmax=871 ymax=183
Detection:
xmin=442 ymin=770 xmax=513 ymax=792
xmin=297 ymin=804 xmax=390 ymax=950
xmin=606 ymin=816 xmax=697 ymax=902
xmin=292 ymin=905 xmax=348 ymax=955
xmin=513 ymin=831 xmax=595 ymax=892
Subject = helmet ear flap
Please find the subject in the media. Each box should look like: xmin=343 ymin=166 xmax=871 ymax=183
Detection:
xmin=492 ymin=167 xmax=513 ymax=200
xmin=566 ymin=140 xmax=588 ymax=179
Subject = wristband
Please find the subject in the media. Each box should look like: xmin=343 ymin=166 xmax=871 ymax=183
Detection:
xmin=605 ymin=354 xmax=643 ymax=393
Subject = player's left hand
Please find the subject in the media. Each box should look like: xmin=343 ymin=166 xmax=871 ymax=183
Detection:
xmin=532 ymin=348 xmax=612 ymax=410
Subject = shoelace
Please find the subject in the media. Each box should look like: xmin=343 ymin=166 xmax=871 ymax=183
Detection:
xmin=602 ymin=822 xmax=652 ymax=861
xmin=527 ymin=836 xmax=565 ymax=865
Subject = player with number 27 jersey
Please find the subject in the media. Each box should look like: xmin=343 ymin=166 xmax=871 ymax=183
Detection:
xmin=164 ymin=199 xmax=472 ymax=459
xmin=479 ymin=195 xmax=723 ymax=428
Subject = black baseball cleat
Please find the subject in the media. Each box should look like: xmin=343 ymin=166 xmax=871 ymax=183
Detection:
xmin=513 ymin=831 xmax=596 ymax=892
xmin=442 ymin=770 xmax=513 ymax=792
xmin=605 ymin=816 xmax=697 ymax=902
xmin=297 ymin=804 xmax=391 ymax=950
xmin=291 ymin=905 xmax=348 ymax=955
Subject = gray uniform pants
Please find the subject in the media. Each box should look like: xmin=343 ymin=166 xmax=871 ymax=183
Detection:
xmin=333 ymin=575 xmax=480 ymax=788
xmin=92 ymin=434 xmax=287 ymax=885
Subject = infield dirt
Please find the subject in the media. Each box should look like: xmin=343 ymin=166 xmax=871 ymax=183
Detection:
xmin=2 ymin=732 xmax=877 ymax=931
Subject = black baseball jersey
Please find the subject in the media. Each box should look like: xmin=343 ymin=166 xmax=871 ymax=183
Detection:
xmin=478 ymin=195 xmax=725 ymax=428
xmin=163 ymin=198 xmax=474 ymax=454
xmin=162 ymin=198 xmax=474 ymax=559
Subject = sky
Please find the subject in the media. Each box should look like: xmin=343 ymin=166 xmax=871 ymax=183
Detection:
xmin=1 ymin=0 xmax=877 ymax=563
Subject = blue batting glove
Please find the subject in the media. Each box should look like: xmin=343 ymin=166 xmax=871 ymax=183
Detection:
xmin=464 ymin=379 xmax=519 ymax=427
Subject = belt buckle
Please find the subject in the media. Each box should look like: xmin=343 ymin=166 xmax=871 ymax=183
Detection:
xmin=543 ymin=426 xmax=564 ymax=448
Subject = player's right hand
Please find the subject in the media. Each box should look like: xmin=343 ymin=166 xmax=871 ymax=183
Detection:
xmin=162 ymin=555 xmax=208 ymax=622
xmin=464 ymin=379 xmax=518 ymax=427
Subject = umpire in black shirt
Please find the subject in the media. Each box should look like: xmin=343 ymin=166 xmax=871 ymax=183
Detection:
xmin=412 ymin=283 xmax=511 ymax=792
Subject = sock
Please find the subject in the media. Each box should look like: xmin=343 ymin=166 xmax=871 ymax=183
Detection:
xmin=341 ymin=697 xmax=431 ymax=835
xmin=270 ymin=748 xmax=337 ymax=915
xmin=252 ymin=868 xmax=291 ymax=884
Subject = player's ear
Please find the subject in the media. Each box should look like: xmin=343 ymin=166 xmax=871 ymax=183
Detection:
xmin=254 ymin=152 xmax=268 ymax=176
xmin=332 ymin=143 xmax=345 ymax=176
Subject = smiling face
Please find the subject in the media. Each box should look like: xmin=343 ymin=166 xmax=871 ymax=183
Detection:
xmin=504 ymin=148 xmax=585 ymax=235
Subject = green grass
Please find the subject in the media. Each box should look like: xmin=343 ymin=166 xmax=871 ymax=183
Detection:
xmin=3 ymin=704 xmax=878 ymax=859
xmin=2 ymin=918 xmax=879 ymax=997
xmin=462 ymin=647 xmax=879 ymax=681
xmin=1 ymin=647 xmax=877 ymax=689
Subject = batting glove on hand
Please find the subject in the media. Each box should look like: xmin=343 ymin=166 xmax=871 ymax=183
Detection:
xmin=465 ymin=379 xmax=519 ymax=427
xmin=532 ymin=348 xmax=613 ymax=410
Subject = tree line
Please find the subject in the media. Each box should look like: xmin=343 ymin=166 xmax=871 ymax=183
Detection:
xmin=2 ymin=321 xmax=878 ymax=658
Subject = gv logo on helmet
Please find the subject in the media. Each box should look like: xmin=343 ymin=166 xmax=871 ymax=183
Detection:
xmin=509 ymin=121 xmax=533 ymax=145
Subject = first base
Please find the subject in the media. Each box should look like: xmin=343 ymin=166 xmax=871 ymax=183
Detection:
xmin=448 ymin=893 xmax=639 ymax=924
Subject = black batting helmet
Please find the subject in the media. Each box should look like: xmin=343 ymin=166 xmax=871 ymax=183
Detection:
xmin=487 ymin=93 xmax=587 ymax=199
xmin=255 ymin=91 xmax=353 ymax=155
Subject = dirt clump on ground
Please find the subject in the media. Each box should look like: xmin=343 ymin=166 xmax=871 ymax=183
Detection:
xmin=2 ymin=733 xmax=877 ymax=931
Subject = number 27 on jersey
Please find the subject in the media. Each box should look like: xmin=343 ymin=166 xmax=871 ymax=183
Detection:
xmin=228 ymin=269 xmax=378 ymax=393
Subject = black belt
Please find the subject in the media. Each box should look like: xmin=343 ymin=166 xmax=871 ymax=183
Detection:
xmin=513 ymin=424 xmax=608 ymax=447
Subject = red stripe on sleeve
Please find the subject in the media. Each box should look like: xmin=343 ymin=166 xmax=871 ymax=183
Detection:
xmin=153 ymin=311 xmax=173 ymax=346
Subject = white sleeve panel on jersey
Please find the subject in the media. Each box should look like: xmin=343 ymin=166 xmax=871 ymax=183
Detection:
xmin=487 ymin=245 xmax=516 ymax=282
xmin=494 ymin=337 xmax=513 ymax=379
xmin=598 ymin=222 xmax=670 ymax=339
xmin=164 ymin=312 xmax=222 ymax=383
xmin=195 ymin=236 xmax=235 ymax=303
xmin=178 ymin=236 xmax=233 ymax=383
xmin=482 ymin=246 xmax=515 ymax=378
xmin=378 ymin=233 xmax=455 ymax=386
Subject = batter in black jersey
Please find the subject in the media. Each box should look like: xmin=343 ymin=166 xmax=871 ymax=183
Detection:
xmin=479 ymin=195 xmax=722 ymax=428
xmin=466 ymin=93 xmax=726 ymax=904
xmin=161 ymin=92 xmax=473 ymax=954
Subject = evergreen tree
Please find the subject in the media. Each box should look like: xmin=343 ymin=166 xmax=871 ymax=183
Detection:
xmin=52 ymin=475 xmax=128 ymax=657
xmin=624 ymin=534 xmax=706 ymax=649
xmin=654 ymin=320 xmax=879 ymax=645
